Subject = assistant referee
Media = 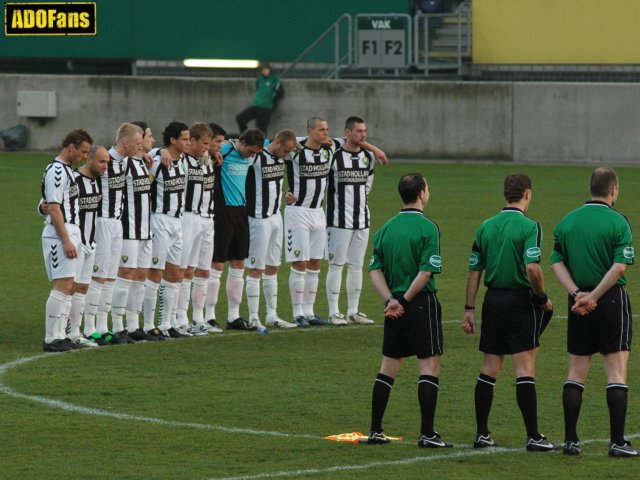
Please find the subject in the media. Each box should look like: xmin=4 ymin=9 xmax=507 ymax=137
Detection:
xmin=461 ymin=173 xmax=554 ymax=452
xmin=366 ymin=173 xmax=451 ymax=448
xmin=550 ymin=167 xmax=637 ymax=458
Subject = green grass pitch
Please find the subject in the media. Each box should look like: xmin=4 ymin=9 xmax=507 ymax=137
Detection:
xmin=1 ymin=153 xmax=639 ymax=479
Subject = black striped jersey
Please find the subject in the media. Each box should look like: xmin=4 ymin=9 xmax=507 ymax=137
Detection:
xmin=41 ymin=158 xmax=79 ymax=227
xmin=286 ymin=138 xmax=344 ymax=210
xmin=326 ymin=147 xmax=375 ymax=229
xmin=149 ymin=153 xmax=186 ymax=218
xmin=121 ymin=156 xmax=152 ymax=240
xmin=73 ymin=171 xmax=101 ymax=248
xmin=246 ymin=146 xmax=286 ymax=218
xmin=99 ymin=147 xmax=126 ymax=220
xmin=200 ymin=161 xmax=215 ymax=219
xmin=183 ymin=154 xmax=206 ymax=215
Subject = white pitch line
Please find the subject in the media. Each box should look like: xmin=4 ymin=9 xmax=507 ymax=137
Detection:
xmin=207 ymin=432 xmax=640 ymax=480
xmin=0 ymin=354 xmax=316 ymax=440
xmin=1 ymin=354 xmax=639 ymax=480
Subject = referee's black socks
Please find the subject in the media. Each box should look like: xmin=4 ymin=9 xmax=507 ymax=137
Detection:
xmin=474 ymin=374 xmax=496 ymax=436
xmin=563 ymin=381 xmax=584 ymax=442
xmin=370 ymin=373 xmax=394 ymax=433
xmin=516 ymin=376 xmax=539 ymax=439
xmin=418 ymin=375 xmax=439 ymax=436
xmin=606 ymin=383 xmax=629 ymax=446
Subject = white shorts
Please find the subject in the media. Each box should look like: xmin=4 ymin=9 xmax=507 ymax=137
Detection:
xmin=326 ymin=227 xmax=370 ymax=267
xmin=42 ymin=224 xmax=81 ymax=281
xmin=247 ymin=214 xmax=283 ymax=270
xmin=120 ymin=239 xmax=152 ymax=269
xmin=75 ymin=243 xmax=96 ymax=285
xmin=284 ymin=206 xmax=326 ymax=263
xmin=197 ymin=216 xmax=214 ymax=270
xmin=180 ymin=212 xmax=205 ymax=269
xmin=93 ymin=217 xmax=123 ymax=279
xmin=150 ymin=213 xmax=183 ymax=269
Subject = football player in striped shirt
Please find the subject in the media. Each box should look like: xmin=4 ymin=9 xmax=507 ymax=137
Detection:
xmin=66 ymin=145 xmax=109 ymax=346
xmin=245 ymin=129 xmax=298 ymax=329
xmin=143 ymin=121 xmax=190 ymax=339
xmin=326 ymin=117 xmax=376 ymax=326
xmin=93 ymin=123 xmax=143 ymax=344
xmin=41 ymin=129 xmax=93 ymax=352
xmin=114 ymin=122 xmax=158 ymax=342
xmin=174 ymin=123 xmax=213 ymax=335
xmin=212 ymin=128 xmax=264 ymax=331
xmin=201 ymin=123 xmax=226 ymax=332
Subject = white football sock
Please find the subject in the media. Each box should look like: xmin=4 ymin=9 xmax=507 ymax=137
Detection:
xmin=45 ymin=290 xmax=67 ymax=343
xmin=205 ymin=268 xmax=222 ymax=321
xmin=157 ymin=279 xmax=179 ymax=330
xmin=326 ymin=264 xmax=343 ymax=316
xmin=175 ymin=279 xmax=192 ymax=327
xmin=96 ymin=281 xmax=112 ymax=334
xmin=68 ymin=292 xmax=85 ymax=339
xmin=227 ymin=268 xmax=244 ymax=321
xmin=143 ymin=279 xmax=160 ymax=331
xmin=191 ymin=276 xmax=207 ymax=325
xmin=125 ymin=280 xmax=145 ymax=332
xmin=83 ymin=282 xmax=101 ymax=335
xmin=346 ymin=265 xmax=363 ymax=317
xmin=262 ymin=273 xmax=278 ymax=319
xmin=246 ymin=275 xmax=261 ymax=319
xmin=60 ymin=294 xmax=72 ymax=338
xmin=111 ymin=277 xmax=131 ymax=333
xmin=303 ymin=269 xmax=320 ymax=317
xmin=289 ymin=268 xmax=306 ymax=318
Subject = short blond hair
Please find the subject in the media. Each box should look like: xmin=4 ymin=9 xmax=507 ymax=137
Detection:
xmin=115 ymin=122 xmax=144 ymax=145
xmin=189 ymin=122 xmax=213 ymax=141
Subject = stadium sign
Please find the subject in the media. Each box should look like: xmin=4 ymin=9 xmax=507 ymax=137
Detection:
xmin=4 ymin=2 xmax=96 ymax=36
xmin=356 ymin=14 xmax=411 ymax=68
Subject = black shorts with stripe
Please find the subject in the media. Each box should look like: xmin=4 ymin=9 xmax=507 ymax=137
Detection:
xmin=479 ymin=288 xmax=548 ymax=355
xmin=382 ymin=292 xmax=443 ymax=359
xmin=567 ymin=285 xmax=632 ymax=356
xmin=213 ymin=205 xmax=249 ymax=263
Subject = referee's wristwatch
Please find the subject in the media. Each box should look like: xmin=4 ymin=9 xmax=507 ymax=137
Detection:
xmin=384 ymin=295 xmax=394 ymax=306
xmin=570 ymin=288 xmax=581 ymax=299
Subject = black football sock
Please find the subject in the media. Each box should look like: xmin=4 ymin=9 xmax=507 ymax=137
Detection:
xmin=474 ymin=373 xmax=496 ymax=436
xmin=370 ymin=373 xmax=394 ymax=433
xmin=606 ymin=383 xmax=628 ymax=445
xmin=418 ymin=375 xmax=439 ymax=436
xmin=563 ymin=381 xmax=584 ymax=442
xmin=516 ymin=376 xmax=539 ymax=438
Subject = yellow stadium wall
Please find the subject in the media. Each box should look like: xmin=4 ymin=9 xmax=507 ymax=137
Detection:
xmin=473 ymin=0 xmax=640 ymax=64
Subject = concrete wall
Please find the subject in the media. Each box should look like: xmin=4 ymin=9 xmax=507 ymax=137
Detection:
xmin=1 ymin=74 xmax=639 ymax=164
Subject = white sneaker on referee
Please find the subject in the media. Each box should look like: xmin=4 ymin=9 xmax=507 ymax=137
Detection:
xmin=330 ymin=313 xmax=348 ymax=326
xmin=265 ymin=316 xmax=297 ymax=329
xmin=348 ymin=312 xmax=374 ymax=324
xmin=68 ymin=335 xmax=99 ymax=348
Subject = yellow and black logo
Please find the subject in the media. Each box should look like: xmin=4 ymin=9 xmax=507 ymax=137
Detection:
xmin=4 ymin=2 xmax=96 ymax=36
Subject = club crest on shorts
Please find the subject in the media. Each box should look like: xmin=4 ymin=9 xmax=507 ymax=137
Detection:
xmin=329 ymin=253 xmax=334 ymax=260
xmin=251 ymin=257 xmax=256 ymax=264
xmin=93 ymin=264 xmax=99 ymax=272
xmin=121 ymin=256 xmax=129 ymax=264
xmin=152 ymin=257 xmax=159 ymax=265
xmin=294 ymin=249 xmax=301 ymax=257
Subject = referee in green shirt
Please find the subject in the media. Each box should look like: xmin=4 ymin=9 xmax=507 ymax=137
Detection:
xmin=461 ymin=173 xmax=554 ymax=452
xmin=550 ymin=167 xmax=637 ymax=458
xmin=365 ymin=173 xmax=451 ymax=448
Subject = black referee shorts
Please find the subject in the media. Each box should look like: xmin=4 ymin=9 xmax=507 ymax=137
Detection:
xmin=567 ymin=285 xmax=632 ymax=356
xmin=382 ymin=292 xmax=443 ymax=359
xmin=212 ymin=205 xmax=249 ymax=263
xmin=479 ymin=288 xmax=547 ymax=355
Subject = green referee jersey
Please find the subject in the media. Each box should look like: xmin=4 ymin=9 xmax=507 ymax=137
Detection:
xmin=468 ymin=207 xmax=542 ymax=289
xmin=550 ymin=201 xmax=634 ymax=287
xmin=369 ymin=208 xmax=442 ymax=294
